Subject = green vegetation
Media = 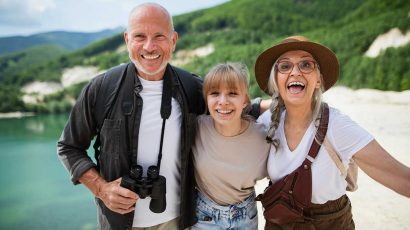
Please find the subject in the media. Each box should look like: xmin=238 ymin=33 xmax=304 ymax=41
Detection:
xmin=0 ymin=28 xmax=124 ymax=55
xmin=0 ymin=0 xmax=409 ymax=113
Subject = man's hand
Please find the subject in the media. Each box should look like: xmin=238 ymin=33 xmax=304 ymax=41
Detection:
xmin=98 ymin=178 xmax=139 ymax=214
xmin=79 ymin=168 xmax=138 ymax=214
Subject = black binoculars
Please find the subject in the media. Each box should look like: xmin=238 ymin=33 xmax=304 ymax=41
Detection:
xmin=120 ymin=165 xmax=166 ymax=213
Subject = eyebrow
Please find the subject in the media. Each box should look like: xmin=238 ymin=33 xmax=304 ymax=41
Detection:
xmin=278 ymin=55 xmax=315 ymax=61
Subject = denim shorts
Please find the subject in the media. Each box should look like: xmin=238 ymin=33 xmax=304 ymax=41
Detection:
xmin=191 ymin=191 xmax=258 ymax=230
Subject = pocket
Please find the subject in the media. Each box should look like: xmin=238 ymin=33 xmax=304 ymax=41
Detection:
xmin=264 ymin=199 xmax=302 ymax=225
xmin=99 ymin=119 xmax=121 ymax=180
xmin=195 ymin=196 xmax=216 ymax=224
xmin=246 ymin=202 xmax=258 ymax=220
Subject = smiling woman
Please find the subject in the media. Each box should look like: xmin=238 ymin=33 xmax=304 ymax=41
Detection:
xmin=255 ymin=36 xmax=410 ymax=230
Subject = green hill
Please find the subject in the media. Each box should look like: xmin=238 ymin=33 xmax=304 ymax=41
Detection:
xmin=0 ymin=28 xmax=124 ymax=56
xmin=0 ymin=0 xmax=409 ymax=113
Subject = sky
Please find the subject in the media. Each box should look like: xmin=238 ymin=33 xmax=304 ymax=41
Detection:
xmin=0 ymin=0 xmax=229 ymax=38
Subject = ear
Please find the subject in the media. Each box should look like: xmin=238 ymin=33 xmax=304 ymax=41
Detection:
xmin=315 ymin=75 xmax=322 ymax=89
xmin=124 ymin=31 xmax=129 ymax=45
xmin=171 ymin=31 xmax=178 ymax=52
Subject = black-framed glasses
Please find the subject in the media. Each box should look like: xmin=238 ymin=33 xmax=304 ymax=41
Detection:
xmin=276 ymin=60 xmax=317 ymax=74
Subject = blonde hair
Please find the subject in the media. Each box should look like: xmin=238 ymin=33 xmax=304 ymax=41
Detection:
xmin=266 ymin=59 xmax=324 ymax=149
xmin=203 ymin=63 xmax=251 ymax=118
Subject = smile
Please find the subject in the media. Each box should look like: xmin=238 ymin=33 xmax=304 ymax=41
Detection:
xmin=287 ymin=81 xmax=305 ymax=94
xmin=216 ymin=109 xmax=233 ymax=114
xmin=141 ymin=54 xmax=160 ymax=60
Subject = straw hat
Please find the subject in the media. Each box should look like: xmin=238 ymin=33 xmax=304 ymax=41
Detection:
xmin=255 ymin=36 xmax=339 ymax=95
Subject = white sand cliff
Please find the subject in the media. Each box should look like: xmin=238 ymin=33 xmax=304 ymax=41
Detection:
xmin=19 ymin=66 xmax=101 ymax=105
xmin=365 ymin=28 xmax=410 ymax=58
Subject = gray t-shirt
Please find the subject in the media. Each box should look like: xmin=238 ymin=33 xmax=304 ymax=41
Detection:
xmin=193 ymin=115 xmax=270 ymax=205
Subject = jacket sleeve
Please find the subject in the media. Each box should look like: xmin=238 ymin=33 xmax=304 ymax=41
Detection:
xmin=57 ymin=75 xmax=103 ymax=185
xmin=249 ymin=97 xmax=262 ymax=119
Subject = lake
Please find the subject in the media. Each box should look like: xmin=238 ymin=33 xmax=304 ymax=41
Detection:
xmin=0 ymin=114 xmax=96 ymax=229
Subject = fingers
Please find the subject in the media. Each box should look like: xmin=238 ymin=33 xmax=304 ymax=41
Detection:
xmin=117 ymin=185 xmax=139 ymax=200
xmin=99 ymin=178 xmax=139 ymax=214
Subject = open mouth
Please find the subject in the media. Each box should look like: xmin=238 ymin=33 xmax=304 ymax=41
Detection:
xmin=216 ymin=109 xmax=233 ymax=115
xmin=287 ymin=81 xmax=305 ymax=94
xmin=141 ymin=54 xmax=160 ymax=60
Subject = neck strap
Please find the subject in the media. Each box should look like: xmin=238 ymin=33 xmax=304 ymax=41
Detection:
xmin=122 ymin=65 xmax=173 ymax=171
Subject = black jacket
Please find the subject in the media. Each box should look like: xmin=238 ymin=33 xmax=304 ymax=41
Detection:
xmin=57 ymin=63 xmax=205 ymax=230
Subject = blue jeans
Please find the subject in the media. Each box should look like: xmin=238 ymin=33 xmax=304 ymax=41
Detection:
xmin=191 ymin=191 xmax=258 ymax=230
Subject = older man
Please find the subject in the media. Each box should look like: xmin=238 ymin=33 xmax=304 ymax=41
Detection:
xmin=58 ymin=3 xmax=204 ymax=230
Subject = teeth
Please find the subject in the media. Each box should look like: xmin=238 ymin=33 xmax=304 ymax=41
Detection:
xmin=143 ymin=54 xmax=160 ymax=60
xmin=288 ymin=81 xmax=305 ymax=87
xmin=217 ymin=109 xmax=232 ymax=114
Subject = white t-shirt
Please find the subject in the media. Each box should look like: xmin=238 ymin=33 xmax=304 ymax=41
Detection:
xmin=132 ymin=76 xmax=181 ymax=227
xmin=257 ymin=106 xmax=374 ymax=204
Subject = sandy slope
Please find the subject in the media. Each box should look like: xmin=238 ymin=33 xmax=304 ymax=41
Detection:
xmin=255 ymin=86 xmax=410 ymax=230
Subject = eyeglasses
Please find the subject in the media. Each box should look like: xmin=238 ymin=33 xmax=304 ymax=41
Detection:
xmin=275 ymin=60 xmax=317 ymax=74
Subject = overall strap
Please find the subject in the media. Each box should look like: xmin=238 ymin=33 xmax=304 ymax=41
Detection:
xmin=303 ymin=103 xmax=330 ymax=166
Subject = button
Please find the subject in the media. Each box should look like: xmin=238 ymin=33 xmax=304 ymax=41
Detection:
xmin=304 ymin=164 xmax=309 ymax=169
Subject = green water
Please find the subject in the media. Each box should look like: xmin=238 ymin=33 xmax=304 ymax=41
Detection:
xmin=0 ymin=114 xmax=96 ymax=229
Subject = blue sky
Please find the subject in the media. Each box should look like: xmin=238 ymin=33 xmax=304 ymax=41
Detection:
xmin=0 ymin=0 xmax=229 ymax=37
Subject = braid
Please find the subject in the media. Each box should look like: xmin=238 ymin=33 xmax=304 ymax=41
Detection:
xmin=266 ymin=91 xmax=283 ymax=150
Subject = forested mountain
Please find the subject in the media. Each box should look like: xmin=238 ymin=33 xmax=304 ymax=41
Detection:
xmin=0 ymin=28 xmax=124 ymax=55
xmin=0 ymin=0 xmax=409 ymax=113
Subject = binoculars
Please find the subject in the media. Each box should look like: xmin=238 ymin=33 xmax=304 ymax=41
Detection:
xmin=120 ymin=165 xmax=166 ymax=213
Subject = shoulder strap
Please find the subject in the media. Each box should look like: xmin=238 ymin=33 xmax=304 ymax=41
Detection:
xmin=304 ymin=103 xmax=330 ymax=165
xmin=323 ymin=137 xmax=347 ymax=177
xmin=94 ymin=63 xmax=130 ymax=130
xmin=93 ymin=63 xmax=129 ymax=170
xmin=171 ymin=65 xmax=205 ymax=115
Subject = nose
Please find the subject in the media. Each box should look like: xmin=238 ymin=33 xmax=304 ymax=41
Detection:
xmin=289 ymin=63 xmax=302 ymax=76
xmin=143 ymin=38 xmax=156 ymax=52
xmin=218 ymin=94 xmax=228 ymax=105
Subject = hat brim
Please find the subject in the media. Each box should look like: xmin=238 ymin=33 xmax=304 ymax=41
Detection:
xmin=255 ymin=41 xmax=339 ymax=95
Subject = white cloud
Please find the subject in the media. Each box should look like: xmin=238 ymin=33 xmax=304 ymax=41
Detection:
xmin=0 ymin=0 xmax=55 ymax=25
xmin=27 ymin=0 xmax=56 ymax=13
xmin=0 ymin=0 xmax=228 ymax=37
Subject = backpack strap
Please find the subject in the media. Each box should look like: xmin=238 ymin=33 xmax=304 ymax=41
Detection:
xmin=94 ymin=63 xmax=130 ymax=129
xmin=171 ymin=65 xmax=206 ymax=115
xmin=323 ymin=137 xmax=347 ymax=177
xmin=93 ymin=63 xmax=130 ymax=170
